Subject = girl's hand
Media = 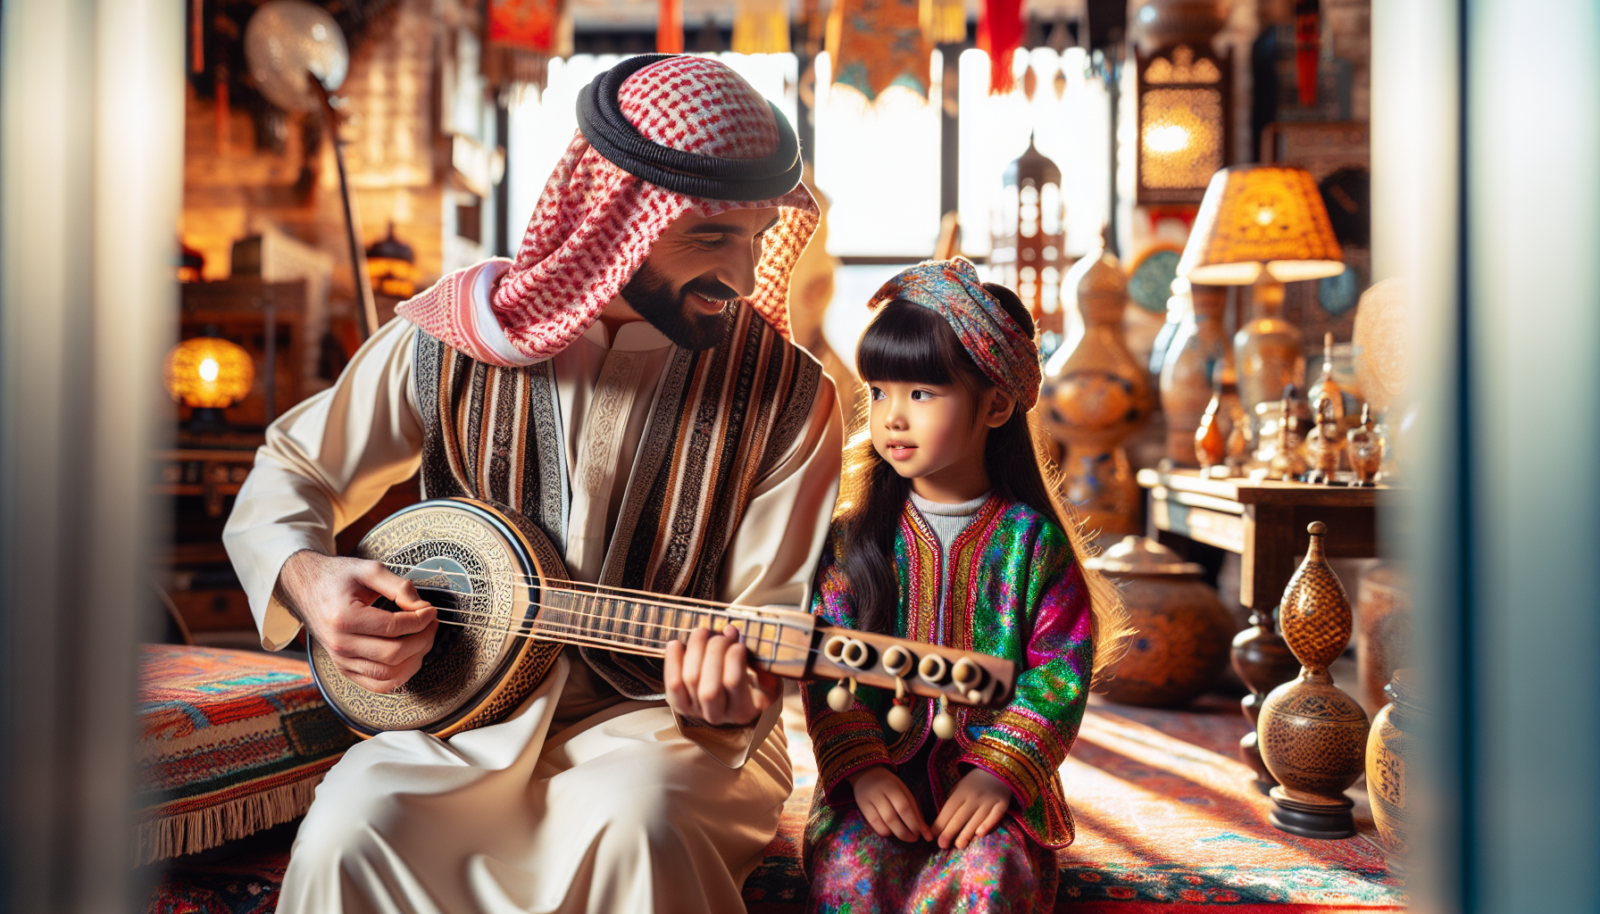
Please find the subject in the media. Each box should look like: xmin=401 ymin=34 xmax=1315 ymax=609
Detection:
xmin=847 ymin=766 xmax=932 ymax=843
xmin=932 ymin=768 xmax=1012 ymax=849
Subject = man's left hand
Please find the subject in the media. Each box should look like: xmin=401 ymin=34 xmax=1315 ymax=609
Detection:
xmin=664 ymin=624 xmax=782 ymax=726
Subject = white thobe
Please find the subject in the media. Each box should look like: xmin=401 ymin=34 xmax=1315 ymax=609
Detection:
xmin=223 ymin=313 xmax=842 ymax=914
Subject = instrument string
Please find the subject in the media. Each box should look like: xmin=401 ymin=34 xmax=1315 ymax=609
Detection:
xmin=376 ymin=561 xmax=788 ymax=618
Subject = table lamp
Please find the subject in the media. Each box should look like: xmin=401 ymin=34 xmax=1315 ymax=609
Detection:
xmin=1176 ymin=165 xmax=1344 ymax=428
xmin=164 ymin=337 xmax=255 ymax=432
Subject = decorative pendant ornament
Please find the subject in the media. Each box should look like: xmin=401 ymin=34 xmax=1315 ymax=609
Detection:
xmin=978 ymin=0 xmax=1025 ymax=95
xmin=827 ymin=677 xmax=857 ymax=712
xmin=1257 ymin=522 xmax=1370 ymax=839
xmin=932 ymin=694 xmax=957 ymax=739
xmin=1347 ymin=403 xmax=1382 ymax=486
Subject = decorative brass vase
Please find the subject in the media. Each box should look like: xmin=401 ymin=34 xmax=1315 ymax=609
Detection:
xmin=1347 ymin=403 xmax=1383 ymax=487
xmin=1194 ymin=347 xmax=1249 ymax=475
xmin=1087 ymin=537 xmax=1235 ymax=708
xmin=1258 ymin=521 xmax=1370 ymax=839
xmin=1366 ymin=669 xmax=1420 ymax=856
xmin=1043 ymin=245 xmax=1153 ymax=540
xmin=1234 ymin=274 xmax=1305 ymax=432
xmin=1160 ymin=282 xmax=1228 ymax=467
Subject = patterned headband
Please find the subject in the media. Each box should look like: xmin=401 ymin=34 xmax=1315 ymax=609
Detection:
xmin=867 ymin=258 xmax=1041 ymax=411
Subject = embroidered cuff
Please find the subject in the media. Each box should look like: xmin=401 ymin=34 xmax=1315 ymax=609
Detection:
xmin=810 ymin=709 xmax=892 ymax=799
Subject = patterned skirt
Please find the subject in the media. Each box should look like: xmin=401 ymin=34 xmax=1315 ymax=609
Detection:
xmin=803 ymin=742 xmax=1058 ymax=914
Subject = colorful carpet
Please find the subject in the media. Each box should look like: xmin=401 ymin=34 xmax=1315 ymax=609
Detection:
xmin=147 ymin=691 xmax=1403 ymax=912
xmin=135 ymin=645 xmax=356 ymax=864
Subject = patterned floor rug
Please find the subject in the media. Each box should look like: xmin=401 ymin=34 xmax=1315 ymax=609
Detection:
xmin=148 ymin=694 xmax=1404 ymax=913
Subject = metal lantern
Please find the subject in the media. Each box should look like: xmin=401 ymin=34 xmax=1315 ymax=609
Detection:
xmin=366 ymin=222 xmax=418 ymax=299
xmin=1133 ymin=0 xmax=1232 ymax=205
xmin=990 ymin=137 xmax=1067 ymax=340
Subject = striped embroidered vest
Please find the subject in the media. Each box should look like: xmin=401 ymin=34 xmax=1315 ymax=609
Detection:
xmin=412 ymin=304 xmax=823 ymax=697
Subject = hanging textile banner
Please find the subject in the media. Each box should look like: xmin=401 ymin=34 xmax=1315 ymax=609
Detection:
xmin=732 ymin=0 xmax=791 ymax=54
xmin=827 ymin=0 xmax=931 ymax=101
xmin=1294 ymin=0 xmax=1320 ymax=106
xmin=919 ymin=0 xmax=965 ymax=45
xmin=486 ymin=0 xmax=570 ymax=91
xmin=658 ymin=0 xmax=685 ymax=53
xmin=978 ymin=0 xmax=1023 ymax=95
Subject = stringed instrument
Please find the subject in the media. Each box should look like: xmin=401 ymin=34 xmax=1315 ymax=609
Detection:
xmin=311 ymin=499 xmax=1017 ymax=739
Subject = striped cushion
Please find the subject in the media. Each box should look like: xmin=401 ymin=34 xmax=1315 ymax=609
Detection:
xmin=135 ymin=644 xmax=354 ymax=864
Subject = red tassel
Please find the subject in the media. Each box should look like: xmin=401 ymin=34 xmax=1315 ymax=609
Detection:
xmin=658 ymin=0 xmax=684 ymax=54
xmin=1294 ymin=0 xmax=1319 ymax=107
xmin=979 ymin=0 xmax=1024 ymax=95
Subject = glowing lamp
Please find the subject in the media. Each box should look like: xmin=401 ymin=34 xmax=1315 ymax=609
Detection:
xmin=165 ymin=337 xmax=255 ymax=429
xmin=1178 ymin=163 xmax=1345 ymax=424
xmin=365 ymin=222 xmax=417 ymax=299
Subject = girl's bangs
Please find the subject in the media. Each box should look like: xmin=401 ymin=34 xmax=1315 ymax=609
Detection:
xmin=854 ymin=300 xmax=966 ymax=386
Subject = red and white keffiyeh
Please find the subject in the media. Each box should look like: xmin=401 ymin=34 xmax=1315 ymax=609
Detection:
xmin=397 ymin=56 xmax=819 ymax=366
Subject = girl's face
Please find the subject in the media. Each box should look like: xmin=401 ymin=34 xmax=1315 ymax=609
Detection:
xmin=867 ymin=377 xmax=1016 ymax=502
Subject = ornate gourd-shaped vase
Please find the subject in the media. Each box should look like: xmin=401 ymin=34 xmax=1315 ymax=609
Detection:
xmin=1160 ymin=282 xmax=1228 ymax=466
xmin=1087 ymin=536 xmax=1235 ymax=708
xmin=1258 ymin=521 xmax=1370 ymax=839
xmin=1234 ymin=274 xmax=1305 ymax=433
xmin=1042 ymin=246 xmax=1153 ymax=541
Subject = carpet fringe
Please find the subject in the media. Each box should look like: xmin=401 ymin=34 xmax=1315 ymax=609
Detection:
xmin=134 ymin=775 xmax=323 ymax=866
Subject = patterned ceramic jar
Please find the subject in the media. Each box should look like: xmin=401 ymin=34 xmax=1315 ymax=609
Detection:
xmin=1087 ymin=536 xmax=1234 ymax=708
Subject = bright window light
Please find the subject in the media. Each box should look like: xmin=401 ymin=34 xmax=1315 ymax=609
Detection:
xmin=812 ymin=51 xmax=943 ymax=257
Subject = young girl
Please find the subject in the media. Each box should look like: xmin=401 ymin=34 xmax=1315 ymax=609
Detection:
xmin=802 ymin=258 xmax=1131 ymax=914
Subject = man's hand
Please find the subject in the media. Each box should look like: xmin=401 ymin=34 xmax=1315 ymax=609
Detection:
xmin=847 ymin=765 xmax=931 ymax=843
xmin=663 ymin=624 xmax=781 ymax=726
xmin=277 ymin=550 xmax=437 ymax=693
xmin=931 ymin=767 xmax=1012 ymax=849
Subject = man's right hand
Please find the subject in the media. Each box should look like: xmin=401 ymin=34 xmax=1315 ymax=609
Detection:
xmin=277 ymin=550 xmax=437 ymax=693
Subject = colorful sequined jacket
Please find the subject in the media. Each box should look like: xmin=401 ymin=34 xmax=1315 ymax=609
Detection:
xmin=801 ymin=495 xmax=1094 ymax=848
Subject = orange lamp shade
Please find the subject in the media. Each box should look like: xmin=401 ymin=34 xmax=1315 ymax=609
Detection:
xmin=1176 ymin=165 xmax=1345 ymax=285
xmin=164 ymin=337 xmax=255 ymax=409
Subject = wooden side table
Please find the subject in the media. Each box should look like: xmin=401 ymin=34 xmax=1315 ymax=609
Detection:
xmin=1137 ymin=467 xmax=1390 ymax=785
xmin=1137 ymin=468 xmax=1385 ymax=612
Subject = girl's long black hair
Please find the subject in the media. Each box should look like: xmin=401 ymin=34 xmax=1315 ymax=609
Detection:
xmin=835 ymin=285 xmax=1131 ymax=687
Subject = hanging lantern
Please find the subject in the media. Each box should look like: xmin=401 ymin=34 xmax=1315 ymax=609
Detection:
xmin=990 ymin=137 xmax=1067 ymax=342
xmin=1133 ymin=0 xmax=1231 ymax=205
xmin=366 ymin=222 xmax=418 ymax=299
xmin=165 ymin=336 xmax=256 ymax=431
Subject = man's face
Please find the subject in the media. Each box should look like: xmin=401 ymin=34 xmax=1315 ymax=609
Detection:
xmin=620 ymin=207 xmax=781 ymax=350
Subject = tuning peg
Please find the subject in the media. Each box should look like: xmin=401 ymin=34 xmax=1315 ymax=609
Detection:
xmin=932 ymin=694 xmax=957 ymax=739
xmin=886 ymin=677 xmax=912 ymax=732
xmin=827 ymin=677 xmax=857 ymax=712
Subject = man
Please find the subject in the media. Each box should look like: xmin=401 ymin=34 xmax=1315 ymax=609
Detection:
xmin=223 ymin=55 xmax=841 ymax=913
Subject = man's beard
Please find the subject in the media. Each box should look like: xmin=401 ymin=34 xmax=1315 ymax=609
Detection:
xmin=619 ymin=265 xmax=738 ymax=351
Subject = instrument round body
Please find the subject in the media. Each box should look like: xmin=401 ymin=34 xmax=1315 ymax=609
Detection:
xmin=309 ymin=498 xmax=567 ymax=739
